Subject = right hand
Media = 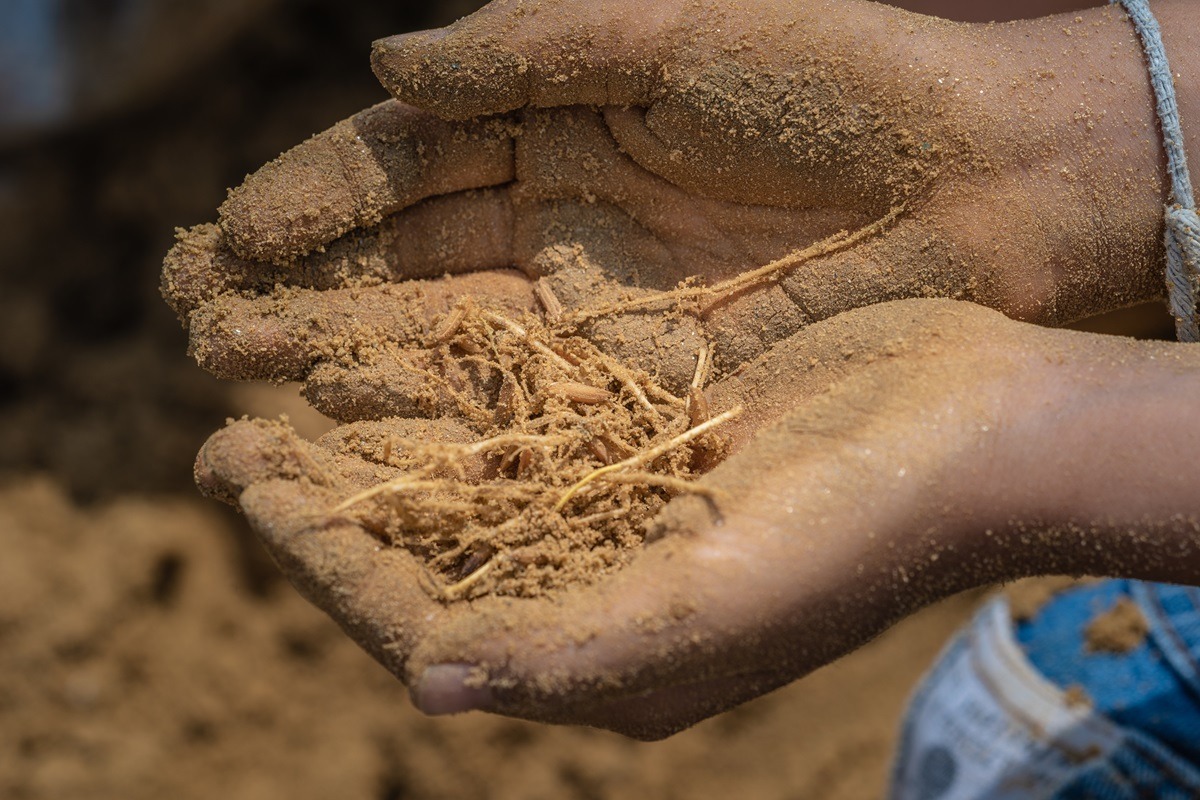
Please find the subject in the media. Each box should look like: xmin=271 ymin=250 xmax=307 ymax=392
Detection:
xmin=164 ymin=0 xmax=1168 ymax=426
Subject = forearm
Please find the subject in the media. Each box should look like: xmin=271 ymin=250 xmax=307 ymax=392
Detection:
xmin=977 ymin=333 xmax=1200 ymax=584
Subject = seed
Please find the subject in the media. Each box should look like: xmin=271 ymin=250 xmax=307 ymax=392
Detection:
xmin=499 ymin=445 xmax=521 ymax=475
xmin=535 ymin=279 xmax=564 ymax=321
xmin=543 ymin=381 xmax=612 ymax=405
xmin=587 ymin=437 xmax=611 ymax=464
xmin=516 ymin=448 xmax=534 ymax=479
xmin=494 ymin=373 xmax=527 ymax=425
xmin=431 ymin=305 xmax=467 ymax=344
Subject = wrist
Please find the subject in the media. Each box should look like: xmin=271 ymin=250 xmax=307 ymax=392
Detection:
xmin=989 ymin=6 xmax=1169 ymax=322
xmin=967 ymin=329 xmax=1200 ymax=583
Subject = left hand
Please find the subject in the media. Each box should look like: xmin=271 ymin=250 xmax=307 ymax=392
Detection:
xmin=194 ymin=298 xmax=1077 ymax=740
xmin=165 ymin=0 xmax=1173 ymax=427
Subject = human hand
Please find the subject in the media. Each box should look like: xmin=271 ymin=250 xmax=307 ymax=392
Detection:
xmin=164 ymin=0 xmax=1173 ymax=422
xmin=166 ymin=0 xmax=1200 ymax=740
xmin=371 ymin=0 xmax=1172 ymax=325
xmin=162 ymin=100 xmax=867 ymax=418
xmin=193 ymin=298 xmax=1086 ymax=740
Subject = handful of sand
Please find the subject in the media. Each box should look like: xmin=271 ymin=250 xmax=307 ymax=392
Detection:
xmin=332 ymin=298 xmax=740 ymax=601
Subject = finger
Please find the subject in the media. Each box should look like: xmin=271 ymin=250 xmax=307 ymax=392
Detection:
xmin=195 ymin=417 xmax=342 ymax=506
xmin=604 ymin=86 xmax=897 ymax=215
xmin=162 ymin=223 xmax=246 ymax=324
xmin=327 ymin=187 xmax=514 ymax=281
xmin=186 ymin=269 xmax=536 ymax=382
xmin=164 ymin=188 xmax=514 ymax=323
xmin=371 ymin=0 xmax=685 ymax=119
xmin=219 ymin=100 xmax=516 ymax=263
xmin=302 ymin=351 xmax=504 ymax=424
xmin=603 ymin=104 xmax=811 ymax=209
xmin=196 ymin=418 xmax=458 ymax=672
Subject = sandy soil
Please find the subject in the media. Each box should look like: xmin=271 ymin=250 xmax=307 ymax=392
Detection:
xmin=0 ymin=474 xmax=984 ymax=800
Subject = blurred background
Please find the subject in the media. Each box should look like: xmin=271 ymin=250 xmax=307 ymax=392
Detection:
xmin=0 ymin=1 xmax=1162 ymax=798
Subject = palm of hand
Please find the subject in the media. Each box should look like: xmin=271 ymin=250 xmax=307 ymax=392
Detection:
xmin=192 ymin=297 xmax=1034 ymax=739
xmin=165 ymin=99 xmax=880 ymax=424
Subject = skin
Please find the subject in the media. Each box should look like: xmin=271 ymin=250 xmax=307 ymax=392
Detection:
xmin=166 ymin=0 xmax=1198 ymax=404
xmin=167 ymin=0 xmax=1200 ymax=738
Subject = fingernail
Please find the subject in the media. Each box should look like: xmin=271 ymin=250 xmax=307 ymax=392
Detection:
xmin=413 ymin=664 xmax=492 ymax=716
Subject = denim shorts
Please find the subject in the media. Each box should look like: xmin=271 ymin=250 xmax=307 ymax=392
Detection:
xmin=890 ymin=580 xmax=1200 ymax=799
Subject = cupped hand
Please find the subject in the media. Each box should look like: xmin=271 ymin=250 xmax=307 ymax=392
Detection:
xmin=164 ymin=0 xmax=1169 ymax=425
xmin=168 ymin=0 xmax=1181 ymax=740
xmin=370 ymin=0 xmax=1167 ymax=323
xmin=194 ymin=298 xmax=1071 ymax=740
xmin=163 ymin=100 xmax=867 ymax=419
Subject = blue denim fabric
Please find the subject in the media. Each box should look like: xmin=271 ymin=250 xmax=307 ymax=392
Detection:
xmin=890 ymin=580 xmax=1200 ymax=800
xmin=1016 ymin=580 xmax=1200 ymax=799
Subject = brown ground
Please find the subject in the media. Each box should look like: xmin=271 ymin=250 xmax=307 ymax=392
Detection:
xmin=0 ymin=474 xmax=985 ymax=800
xmin=0 ymin=0 xmax=1170 ymax=797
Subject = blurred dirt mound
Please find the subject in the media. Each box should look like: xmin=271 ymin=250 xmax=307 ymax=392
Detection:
xmin=0 ymin=477 xmax=980 ymax=800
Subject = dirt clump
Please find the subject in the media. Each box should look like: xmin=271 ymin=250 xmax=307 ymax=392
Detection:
xmin=1084 ymin=597 xmax=1149 ymax=654
xmin=333 ymin=298 xmax=738 ymax=600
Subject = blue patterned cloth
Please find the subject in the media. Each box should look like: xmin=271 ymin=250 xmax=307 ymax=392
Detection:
xmin=891 ymin=580 xmax=1200 ymax=799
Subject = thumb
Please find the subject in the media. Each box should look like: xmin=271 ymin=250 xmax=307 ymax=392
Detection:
xmin=371 ymin=0 xmax=685 ymax=119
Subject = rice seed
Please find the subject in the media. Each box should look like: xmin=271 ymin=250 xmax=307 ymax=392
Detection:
xmin=499 ymin=445 xmax=521 ymax=475
xmin=431 ymin=305 xmax=467 ymax=344
xmin=516 ymin=448 xmax=533 ymax=480
xmin=544 ymin=381 xmax=612 ymax=405
xmin=535 ymin=279 xmax=564 ymax=321
xmin=587 ymin=437 xmax=611 ymax=464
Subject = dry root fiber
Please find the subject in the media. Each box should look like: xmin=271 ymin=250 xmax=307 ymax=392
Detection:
xmin=335 ymin=299 xmax=740 ymax=601
xmin=326 ymin=201 xmax=915 ymax=600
